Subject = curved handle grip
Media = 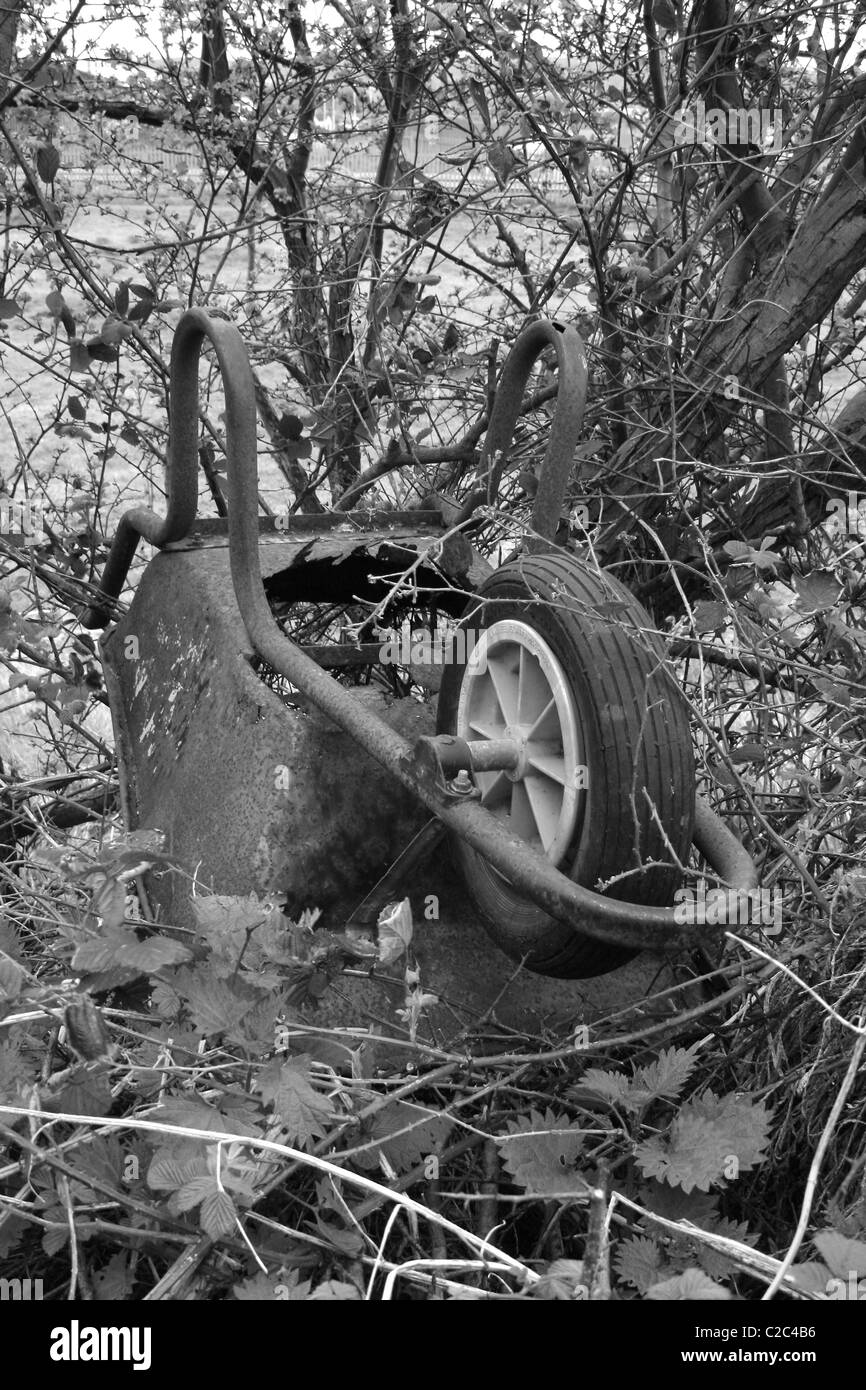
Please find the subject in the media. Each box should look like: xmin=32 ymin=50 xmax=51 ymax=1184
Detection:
xmin=480 ymin=318 xmax=588 ymax=547
xmin=81 ymin=309 xmax=258 ymax=628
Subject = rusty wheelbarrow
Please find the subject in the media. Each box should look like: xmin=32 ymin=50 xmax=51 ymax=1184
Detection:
xmin=82 ymin=309 xmax=758 ymax=982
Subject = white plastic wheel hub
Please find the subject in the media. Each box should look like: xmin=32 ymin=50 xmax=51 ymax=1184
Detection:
xmin=456 ymin=619 xmax=584 ymax=865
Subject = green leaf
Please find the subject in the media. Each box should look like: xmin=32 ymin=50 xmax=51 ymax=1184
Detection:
xmin=496 ymin=1108 xmax=586 ymax=1194
xmin=0 ymin=298 xmax=20 ymax=320
xmin=255 ymin=1055 xmax=334 ymax=1146
xmin=646 ymin=1267 xmax=731 ymax=1300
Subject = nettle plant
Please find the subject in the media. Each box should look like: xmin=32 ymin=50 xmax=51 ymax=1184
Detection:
xmin=0 ymin=839 xmax=862 ymax=1301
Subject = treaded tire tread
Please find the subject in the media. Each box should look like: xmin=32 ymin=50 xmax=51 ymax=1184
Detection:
xmin=436 ymin=551 xmax=695 ymax=978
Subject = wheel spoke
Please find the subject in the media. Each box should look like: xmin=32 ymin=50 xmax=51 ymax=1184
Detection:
xmin=510 ymin=780 xmax=542 ymax=844
xmin=526 ymin=751 xmax=567 ymax=786
xmin=527 ymin=696 xmax=559 ymax=741
xmin=479 ymin=771 xmax=511 ymax=809
xmin=486 ymin=648 xmax=519 ymax=724
xmin=523 ymin=774 xmax=563 ymax=852
xmin=468 ymin=716 xmax=505 ymax=739
xmin=518 ymin=651 xmax=550 ymax=725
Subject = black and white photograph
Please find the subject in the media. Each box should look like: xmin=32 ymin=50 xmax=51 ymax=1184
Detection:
xmin=0 ymin=0 xmax=862 ymax=1350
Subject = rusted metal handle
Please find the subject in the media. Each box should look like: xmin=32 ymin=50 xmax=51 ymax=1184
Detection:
xmin=85 ymin=309 xmax=759 ymax=953
xmin=461 ymin=318 xmax=588 ymax=546
xmin=80 ymin=309 xmax=256 ymax=629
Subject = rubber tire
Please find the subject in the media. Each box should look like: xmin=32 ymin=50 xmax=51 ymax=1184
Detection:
xmin=436 ymin=551 xmax=695 ymax=978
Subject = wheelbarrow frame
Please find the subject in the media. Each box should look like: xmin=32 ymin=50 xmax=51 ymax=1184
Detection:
xmin=82 ymin=309 xmax=758 ymax=956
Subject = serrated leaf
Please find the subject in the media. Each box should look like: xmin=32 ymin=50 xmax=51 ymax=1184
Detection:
xmin=172 ymin=1173 xmax=218 ymax=1211
xmin=200 ymin=1185 xmax=238 ymax=1237
xmin=638 ymin=1182 xmax=720 ymax=1226
xmin=0 ymin=1212 xmax=27 ymax=1257
xmin=693 ymin=600 xmax=726 ymax=633
xmin=93 ymin=1252 xmax=134 ymax=1301
xmin=307 ymin=1279 xmax=362 ymax=1300
xmin=788 ymin=1261 xmax=834 ymax=1294
xmin=635 ymin=1090 xmax=772 ymax=1193
xmin=151 ymin=1093 xmax=257 ymax=1135
xmin=0 ymin=1038 xmax=34 ymax=1103
xmin=793 ymin=570 xmax=842 ymax=615
xmin=495 ymin=1108 xmax=586 ymax=1194
xmin=353 ymin=1100 xmax=452 ymax=1174
xmin=172 ymin=966 xmax=258 ymax=1036
xmin=697 ymin=1217 xmax=758 ymax=1279
xmin=255 ymin=1055 xmax=334 ymax=1146
xmin=814 ymin=1230 xmax=866 ymax=1279
xmin=530 ymin=1259 xmax=586 ymax=1300
xmin=72 ymin=931 xmax=193 ymax=975
xmin=147 ymin=1155 xmax=201 ymax=1191
xmin=646 ymin=1267 xmax=731 ymax=1300
xmin=49 ymin=1064 xmax=111 ymax=1117
xmin=581 ymin=1044 xmax=701 ymax=1114
xmin=191 ymin=891 xmax=275 ymax=955
xmin=233 ymin=1272 xmax=297 ymax=1300
xmin=579 ymin=1067 xmax=632 ymax=1105
xmin=615 ymin=1235 xmax=664 ymax=1292
xmin=0 ymin=956 xmax=23 ymax=999
xmin=631 ymin=1044 xmax=703 ymax=1106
